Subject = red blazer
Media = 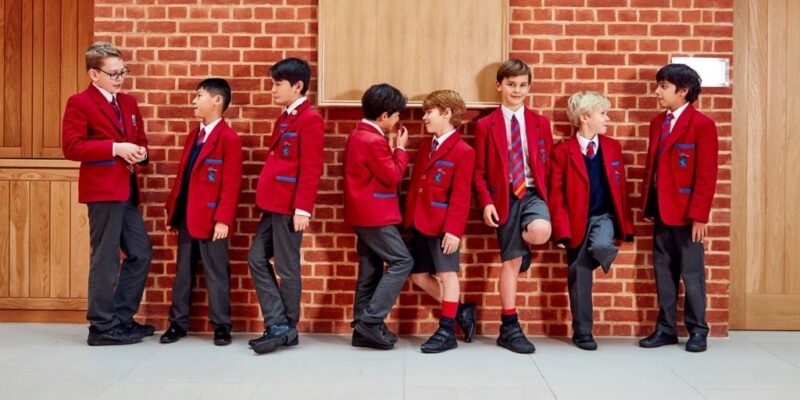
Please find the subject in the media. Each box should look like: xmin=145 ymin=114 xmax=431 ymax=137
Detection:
xmin=548 ymin=135 xmax=635 ymax=249
xmin=255 ymin=100 xmax=325 ymax=216
xmin=62 ymin=84 xmax=149 ymax=203
xmin=641 ymin=103 xmax=718 ymax=226
xmin=165 ymin=119 xmax=243 ymax=239
xmin=404 ymin=132 xmax=475 ymax=238
xmin=473 ymin=107 xmax=553 ymax=225
xmin=343 ymin=122 xmax=410 ymax=227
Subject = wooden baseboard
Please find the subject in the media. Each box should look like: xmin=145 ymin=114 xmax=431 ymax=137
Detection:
xmin=0 ymin=310 xmax=86 ymax=323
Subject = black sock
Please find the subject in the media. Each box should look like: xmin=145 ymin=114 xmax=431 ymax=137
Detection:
xmin=439 ymin=317 xmax=457 ymax=334
xmin=501 ymin=313 xmax=519 ymax=326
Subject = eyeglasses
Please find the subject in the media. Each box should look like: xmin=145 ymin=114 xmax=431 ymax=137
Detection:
xmin=95 ymin=67 xmax=129 ymax=80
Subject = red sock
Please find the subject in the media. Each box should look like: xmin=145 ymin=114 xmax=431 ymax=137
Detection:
xmin=441 ymin=301 xmax=458 ymax=319
xmin=502 ymin=308 xmax=517 ymax=316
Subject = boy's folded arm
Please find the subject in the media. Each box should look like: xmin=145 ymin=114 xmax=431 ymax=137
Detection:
xmin=365 ymin=137 xmax=409 ymax=188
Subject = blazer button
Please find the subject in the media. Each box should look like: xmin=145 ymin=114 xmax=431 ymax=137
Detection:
xmin=422 ymin=175 xmax=426 ymax=180
xmin=418 ymin=188 xmax=423 ymax=193
xmin=270 ymin=151 xmax=275 ymax=155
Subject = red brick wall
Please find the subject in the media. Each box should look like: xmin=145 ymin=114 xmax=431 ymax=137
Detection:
xmin=94 ymin=0 xmax=733 ymax=337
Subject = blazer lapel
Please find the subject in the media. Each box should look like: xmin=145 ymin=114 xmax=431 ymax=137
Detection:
xmin=599 ymin=135 xmax=620 ymax=196
xmin=195 ymin=119 xmax=226 ymax=166
xmin=425 ymin=132 xmax=461 ymax=171
xmin=568 ymin=136 xmax=589 ymax=182
xmin=271 ymin=100 xmax=310 ymax=148
xmin=87 ymin=84 xmax=125 ymax=137
xmin=524 ymin=109 xmax=542 ymax=170
xmin=658 ymin=103 xmax=695 ymax=155
xmin=489 ymin=108 xmax=510 ymax=179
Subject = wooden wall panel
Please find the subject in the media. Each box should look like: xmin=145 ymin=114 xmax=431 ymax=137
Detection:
xmin=732 ymin=0 xmax=800 ymax=329
xmin=50 ymin=182 xmax=71 ymax=298
xmin=0 ymin=0 xmax=92 ymax=159
xmin=29 ymin=181 xmax=49 ymax=297
xmin=69 ymin=181 xmax=88 ymax=299
xmin=318 ymin=0 xmax=508 ymax=107
xmin=0 ymin=164 xmax=87 ymax=312
xmin=9 ymin=180 xmax=29 ymax=298
xmin=0 ymin=181 xmax=9 ymax=297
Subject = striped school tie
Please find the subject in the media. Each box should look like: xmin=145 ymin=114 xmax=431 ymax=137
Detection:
xmin=653 ymin=112 xmax=674 ymax=184
xmin=509 ymin=115 xmax=526 ymax=199
xmin=586 ymin=141 xmax=596 ymax=159
xmin=429 ymin=138 xmax=439 ymax=159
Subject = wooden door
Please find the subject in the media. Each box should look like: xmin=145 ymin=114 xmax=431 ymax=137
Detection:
xmin=1 ymin=0 xmax=94 ymax=158
xmin=731 ymin=0 xmax=800 ymax=329
xmin=0 ymin=0 xmax=93 ymax=321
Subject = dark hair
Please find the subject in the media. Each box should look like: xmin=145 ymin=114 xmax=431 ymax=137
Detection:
xmin=197 ymin=78 xmax=232 ymax=111
xmin=361 ymin=84 xmax=407 ymax=120
xmin=496 ymin=59 xmax=531 ymax=83
xmin=269 ymin=57 xmax=311 ymax=95
xmin=656 ymin=63 xmax=702 ymax=103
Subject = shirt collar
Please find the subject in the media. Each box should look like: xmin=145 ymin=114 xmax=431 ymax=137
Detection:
xmin=669 ymin=101 xmax=690 ymax=121
xmin=200 ymin=118 xmax=223 ymax=138
xmin=434 ymin=128 xmax=457 ymax=146
xmin=576 ymin=133 xmax=599 ymax=153
xmin=93 ymin=83 xmax=115 ymax=103
xmin=501 ymin=105 xmax=525 ymax=122
xmin=360 ymin=119 xmax=385 ymax=137
xmin=285 ymin=96 xmax=307 ymax=115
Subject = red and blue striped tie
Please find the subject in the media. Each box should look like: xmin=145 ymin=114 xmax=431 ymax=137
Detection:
xmin=510 ymin=115 xmax=526 ymax=199
xmin=653 ymin=112 xmax=674 ymax=184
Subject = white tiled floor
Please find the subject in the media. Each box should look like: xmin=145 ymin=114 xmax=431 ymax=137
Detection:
xmin=0 ymin=324 xmax=799 ymax=400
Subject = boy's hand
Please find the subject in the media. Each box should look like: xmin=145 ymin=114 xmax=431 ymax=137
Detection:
xmin=441 ymin=234 xmax=460 ymax=255
xmin=293 ymin=215 xmax=309 ymax=232
xmin=212 ymin=222 xmax=229 ymax=241
xmin=556 ymin=243 xmax=565 ymax=249
xmin=644 ymin=217 xmax=654 ymax=223
xmin=482 ymin=205 xmax=499 ymax=227
xmin=395 ymin=125 xmax=409 ymax=149
xmin=165 ymin=219 xmax=175 ymax=233
xmin=133 ymin=146 xmax=147 ymax=163
xmin=691 ymin=220 xmax=707 ymax=243
xmin=116 ymin=143 xmax=142 ymax=164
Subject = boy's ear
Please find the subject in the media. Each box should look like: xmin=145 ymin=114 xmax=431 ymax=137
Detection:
xmin=292 ymin=80 xmax=304 ymax=94
xmin=377 ymin=111 xmax=389 ymax=122
xmin=579 ymin=113 xmax=590 ymax=124
xmin=87 ymin=68 xmax=99 ymax=82
xmin=676 ymin=86 xmax=689 ymax=98
xmin=495 ymin=81 xmax=503 ymax=91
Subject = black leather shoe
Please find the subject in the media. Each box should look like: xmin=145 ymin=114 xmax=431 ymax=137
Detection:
xmin=351 ymin=330 xmax=394 ymax=350
xmin=285 ymin=335 xmax=299 ymax=346
xmin=456 ymin=303 xmax=477 ymax=343
xmin=685 ymin=332 xmax=707 ymax=352
xmin=354 ymin=321 xmax=393 ymax=347
xmin=639 ymin=330 xmax=679 ymax=348
xmin=497 ymin=322 xmax=536 ymax=354
xmin=160 ymin=323 xmax=187 ymax=344
xmin=251 ymin=324 xmax=297 ymax=354
xmin=213 ymin=326 xmax=232 ymax=346
xmin=87 ymin=325 xmax=144 ymax=346
xmin=125 ymin=320 xmax=155 ymax=337
xmin=380 ymin=323 xmax=398 ymax=344
xmin=572 ymin=334 xmax=598 ymax=351
xmin=421 ymin=328 xmax=458 ymax=354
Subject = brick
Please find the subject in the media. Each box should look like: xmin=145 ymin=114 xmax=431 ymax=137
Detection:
xmin=95 ymin=0 xmax=734 ymax=337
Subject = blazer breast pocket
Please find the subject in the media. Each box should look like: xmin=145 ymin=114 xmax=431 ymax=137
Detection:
xmin=203 ymin=159 xmax=223 ymax=184
xmin=432 ymin=160 xmax=456 ymax=188
xmin=279 ymin=132 xmax=299 ymax=159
